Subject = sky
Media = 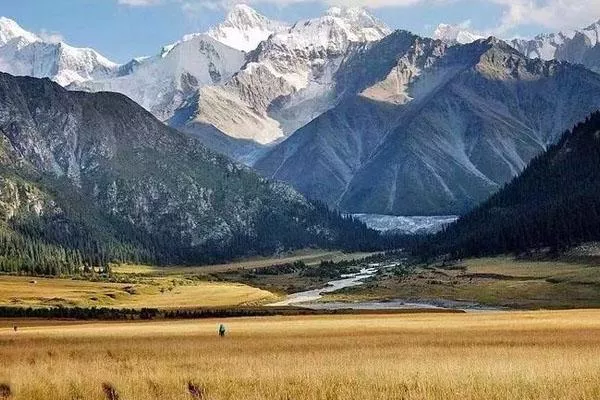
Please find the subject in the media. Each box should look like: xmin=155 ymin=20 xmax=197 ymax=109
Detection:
xmin=3 ymin=0 xmax=600 ymax=63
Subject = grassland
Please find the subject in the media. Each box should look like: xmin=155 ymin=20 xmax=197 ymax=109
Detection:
xmin=1 ymin=311 xmax=600 ymax=399
xmin=0 ymin=275 xmax=277 ymax=309
xmin=326 ymin=256 xmax=600 ymax=309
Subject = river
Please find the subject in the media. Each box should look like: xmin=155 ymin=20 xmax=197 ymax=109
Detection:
xmin=269 ymin=267 xmax=379 ymax=306
xmin=268 ymin=263 xmax=501 ymax=312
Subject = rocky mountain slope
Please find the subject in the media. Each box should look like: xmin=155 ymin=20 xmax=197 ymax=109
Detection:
xmin=0 ymin=17 xmax=119 ymax=86
xmin=429 ymin=111 xmax=600 ymax=257
xmin=6 ymin=9 xmax=600 ymax=220
xmin=68 ymin=6 xmax=390 ymax=148
xmin=0 ymin=72 xmax=379 ymax=274
xmin=256 ymin=35 xmax=600 ymax=215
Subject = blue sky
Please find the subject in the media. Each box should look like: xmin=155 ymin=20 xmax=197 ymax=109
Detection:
xmin=3 ymin=0 xmax=600 ymax=63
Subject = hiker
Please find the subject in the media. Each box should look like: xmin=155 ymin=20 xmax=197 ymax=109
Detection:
xmin=218 ymin=324 xmax=226 ymax=338
xmin=13 ymin=325 xmax=17 ymax=333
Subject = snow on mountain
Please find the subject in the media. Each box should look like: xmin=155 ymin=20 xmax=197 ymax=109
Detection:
xmin=510 ymin=20 xmax=600 ymax=72
xmin=207 ymin=4 xmax=289 ymax=52
xmin=72 ymin=5 xmax=282 ymax=123
xmin=0 ymin=17 xmax=39 ymax=45
xmin=189 ymin=6 xmax=392 ymax=144
xmin=0 ymin=17 xmax=119 ymax=86
xmin=76 ymin=34 xmax=246 ymax=122
xmin=274 ymin=6 xmax=391 ymax=54
xmin=434 ymin=20 xmax=600 ymax=73
xmin=433 ymin=23 xmax=484 ymax=45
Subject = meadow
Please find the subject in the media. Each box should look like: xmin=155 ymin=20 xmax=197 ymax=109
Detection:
xmin=0 ymin=275 xmax=277 ymax=309
xmin=1 ymin=311 xmax=600 ymax=399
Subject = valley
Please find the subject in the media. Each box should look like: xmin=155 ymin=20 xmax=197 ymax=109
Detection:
xmin=2 ymin=3 xmax=600 ymax=399
xmin=3 ymin=251 xmax=599 ymax=312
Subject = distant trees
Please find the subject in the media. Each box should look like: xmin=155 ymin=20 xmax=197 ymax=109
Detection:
xmin=0 ymin=306 xmax=158 ymax=320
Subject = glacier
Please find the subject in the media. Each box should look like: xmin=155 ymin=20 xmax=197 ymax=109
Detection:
xmin=353 ymin=214 xmax=458 ymax=235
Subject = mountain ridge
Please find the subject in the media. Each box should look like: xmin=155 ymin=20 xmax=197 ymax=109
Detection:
xmin=0 ymin=16 xmax=119 ymax=86
xmin=256 ymin=36 xmax=600 ymax=215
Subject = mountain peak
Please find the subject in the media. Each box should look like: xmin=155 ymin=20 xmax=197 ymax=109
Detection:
xmin=583 ymin=18 xmax=600 ymax=31
xmin=283 ymin=6 xmax=390 ymax=46
xmin=0 ymin=16 xmax=39 ymax=45
xmin=433 ymin=23 xmax=483 ymax=44
xmin=208 ymin=4 xmax=288 ymax=52
xmin=473 ymin=36 xmax=560 ymax=81
xmin=225 ymin=4 xmax=267 ymax=27
xmin=324 ymin=6 xmax=390 ymax=34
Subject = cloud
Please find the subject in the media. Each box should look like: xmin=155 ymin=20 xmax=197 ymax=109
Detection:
xmin=490 ymin=0 xmax=600 ymax=33
xmin=38 ymin=29 xmax=64 ymax=43
xmin=114 ymin=0 xmax=600 ymax=34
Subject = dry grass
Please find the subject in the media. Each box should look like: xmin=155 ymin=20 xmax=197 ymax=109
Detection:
xmin=0 ymin=311 xmax=600 ymax=399
xmin=111 ymin=250 xmax=377 ymax=275
xmin=0 ymin=276 xmax=277 ymax=308
xmin=463 ymin=257 xmax=600 ymax=280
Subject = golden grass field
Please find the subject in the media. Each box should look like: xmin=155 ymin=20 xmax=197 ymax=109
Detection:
xmin=0 ymin=311 xmax=600 ymax=399
xmin=0 ymin=276 xmax=277 ymax=308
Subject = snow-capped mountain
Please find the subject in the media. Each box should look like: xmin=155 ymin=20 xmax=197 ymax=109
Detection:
xmin=207 ymin=4 xmax=289 ymax=52
xmin=76 ymin=34 xmax=246 ymax=122
xmin=433 ymin=23 xmax=484 ymax=44
xmin=73 ymin=4 xmax=286 ymax=125
xmin=511 ymin=20 xmax=600 ymax=72
xmin=0 ymin=17 xmax=118 ymax=86
xmin=4 ymin=9 xmax=600 ymax=217
xmin=187 ymin=6 xmax=392 ymax=144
